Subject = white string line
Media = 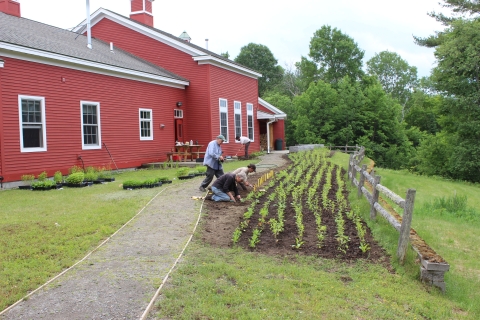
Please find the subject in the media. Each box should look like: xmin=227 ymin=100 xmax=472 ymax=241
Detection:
xmin=0 ymin=186 xmax=169 ymax=316
xmin=140 ymin=197 xmax=206 ymax=320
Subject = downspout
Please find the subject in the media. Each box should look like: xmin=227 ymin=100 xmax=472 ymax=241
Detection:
xmin=86 ymin=0 xmax=92 ymax=49
xmin=266 ymin=117 xmax=277 ymax=154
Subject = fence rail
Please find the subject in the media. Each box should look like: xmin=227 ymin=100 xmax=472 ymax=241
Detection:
xmin=348 ymin=147 xmax=449 ymax=292
xmin=329 ymin=145 xmax=361 ymax=153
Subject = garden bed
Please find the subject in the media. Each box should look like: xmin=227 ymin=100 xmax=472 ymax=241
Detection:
xmin=201 ymin=153 xmax=391 ymax=268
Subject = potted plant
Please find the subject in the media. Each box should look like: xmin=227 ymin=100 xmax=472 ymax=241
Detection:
xmin=66 ymin=172 xmax=86 ymax=187
xmin=102 ymin=164 xmax=115 ymax=182
xmin=19 ymin=174 xmax=35 ymax=190
xmin=143 ymin=178 xmax=160 ymax=188
xmin=95 ymin=166 xmax=107 ymax=183
xmin=53 ymin=171 xmax=64 ymax=187
xmin=31 ymin=179 xmax=55 ymax=191
xmin=176 ymin=167 xmax=191 ymax=180
xmin=84 ymin=167 xmax=97 ymax=185
xmin=195 ymin=166 xmax=207 ymax=176
xmin=123 ymin=180 xmax=143 ymax=190
xmin=158 ymin=176 xmax=172 ymax=184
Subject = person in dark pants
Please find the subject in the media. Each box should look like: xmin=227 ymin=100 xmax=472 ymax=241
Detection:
xmin=209 ymin=172 xmax=247 ymax=202
xmin=199 ymin=135 xmax=225 ymax=192
xmin=236 ymin=135 xmax=251 ymax=158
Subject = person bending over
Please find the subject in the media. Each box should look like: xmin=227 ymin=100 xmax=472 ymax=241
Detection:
xmin=199 ymin=135 xmax=225 ymax=192
xmin=231 ymin=164 xmax=256 ymax=190
xmin=236 ymin=135 xmax=251 ymax=158
xmin=210 ymin=172 xmax=247 ymax=202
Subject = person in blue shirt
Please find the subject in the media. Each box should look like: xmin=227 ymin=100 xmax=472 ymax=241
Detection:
xmin=199 ymin=135 xmax=225 ymax=192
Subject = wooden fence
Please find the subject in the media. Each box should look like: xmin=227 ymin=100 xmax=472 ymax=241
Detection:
xmin=348 ymin=147 xmax=450 ymax=291
xmin=329 ymin=144 xmax=361 ymax=154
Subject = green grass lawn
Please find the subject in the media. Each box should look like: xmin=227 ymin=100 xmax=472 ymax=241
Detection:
xmin=0 ymin=159 xmax=256 ymax=311
xmin=152 ymin=151 xmax=479 ymax=319
xmin=2 ymin=153 xmax=479 ymax=319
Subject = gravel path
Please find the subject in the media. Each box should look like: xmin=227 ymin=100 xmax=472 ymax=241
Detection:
xmin=0 ymin=151 xmax=288 ymax=320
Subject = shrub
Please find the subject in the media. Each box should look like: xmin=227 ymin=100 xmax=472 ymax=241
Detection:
xmin=31 ymin=180 xmax=55 ymax=189
xmin=84 ymin=171 xmax=98 ymax=182
xmin=176 ymin=167 xmax=190 ymax=177
xmin=53 ymin=171 xmax=63 ymax=183
xmin=66 ymin=172 xmax=85 ymax=184
xmin=37 ymin=171 xmax=48 ymax=182
xmin=196 ymin=166 xmax=207 ymax=173
xmin=21 ymin=174 xmax=35 ymax=185
xmin=69 ymin=165 xmax=84 ymax=174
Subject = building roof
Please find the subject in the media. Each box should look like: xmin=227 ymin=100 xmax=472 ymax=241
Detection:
xmin=258 ymin=98 xmax=287 ymax=120
xmin=74 ymin=8 xmax=262 ymax=79
xmin=0 ymin=11 xmax=189 ymax=88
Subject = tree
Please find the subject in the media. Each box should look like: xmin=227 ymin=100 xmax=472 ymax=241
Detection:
xmin=430 ymin=19 xmax=480 ymax=181
xmin=414 ymin=0 xmax=480 ymax=46
xmin=220 ymin=51 xmax=230 ymax=59
xmin=308 ymin=25 xmax=365 ymax=83
xmin=366 ymin=51 xmax=418 ymax=118
xmin=234 ymin=43 xmax=284 ymax=96
xmin=262 ymin=92 xmax=297 ymax=146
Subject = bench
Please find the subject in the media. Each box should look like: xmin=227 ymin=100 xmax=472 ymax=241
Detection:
xmin=191 ymin=151 xmax=206 ymax=160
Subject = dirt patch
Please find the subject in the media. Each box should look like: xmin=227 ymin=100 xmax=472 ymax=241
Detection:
xmin=201 ymin=158 xmax=392 ymax=269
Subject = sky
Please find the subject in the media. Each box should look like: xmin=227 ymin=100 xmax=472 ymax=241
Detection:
xmin=17 ymin=0 xmax=448 ymax=78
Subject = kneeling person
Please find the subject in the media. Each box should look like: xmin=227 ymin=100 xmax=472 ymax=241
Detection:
xmin=211 ymin=172 xmax=247 ymax=202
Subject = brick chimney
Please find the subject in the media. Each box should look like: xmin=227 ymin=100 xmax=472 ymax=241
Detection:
xmin=0 ymin=0 xmax=21 ymax=17
xmin=130 ymin=0 xmax=154 ymax=27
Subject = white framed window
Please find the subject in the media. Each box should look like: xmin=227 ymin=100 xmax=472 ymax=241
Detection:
xmin=139 ymin=108 xmax=153 ymax=140
xmin=174 ymin=109 xmax=183 ymax=118
xmin=18 ymin=95 xmax=47 ymax=152
xmin=81 ymin=101 xmax=101 ymax=149
xmin=247 ymin=103 xmax=254 ymax=141
xmin=219 ymin=98 xmax=228 ymax=142
xmin=234 ymin=101 xmax=242 ymax=140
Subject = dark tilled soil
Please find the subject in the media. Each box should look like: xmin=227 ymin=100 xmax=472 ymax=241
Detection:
xmin=201 ymin=160 xmax=392 ymax=269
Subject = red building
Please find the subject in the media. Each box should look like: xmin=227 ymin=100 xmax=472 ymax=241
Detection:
xmin=0 ymin=0 xmax=286 ymax=186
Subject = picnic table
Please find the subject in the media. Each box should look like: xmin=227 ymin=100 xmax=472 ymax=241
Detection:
xmin=167 ymin=144 xmax=205 ymax=161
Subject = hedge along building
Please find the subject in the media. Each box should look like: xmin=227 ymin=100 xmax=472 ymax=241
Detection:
xmin=0 ymin=0 xmax=286 ymax=186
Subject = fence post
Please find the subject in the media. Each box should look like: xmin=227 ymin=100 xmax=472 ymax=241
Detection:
xmin=357 ymin=164 xmax=367 ymax=197
xmin=348 ymin=153 xmax=353 ymax=181
xmin=397 ymin=188 xmax=416 ymax=264
xmin=370 ymin=175 xmax=381 ymax=219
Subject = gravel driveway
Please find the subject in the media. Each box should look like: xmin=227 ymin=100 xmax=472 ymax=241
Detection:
xmin=0 ymin=151 xmax=288 ymax=320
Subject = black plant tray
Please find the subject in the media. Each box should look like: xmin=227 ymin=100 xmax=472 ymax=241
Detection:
xmin=18 ymin=185 xmax=32 ymax=190
xmin=178 ymin=176 xmax=195 ymax=180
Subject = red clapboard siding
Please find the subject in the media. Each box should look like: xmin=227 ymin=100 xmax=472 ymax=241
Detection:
xmin=209 ymin=65 xmax=259 ymax=157
xmin=0 ymin=57 xmax=185 ymax=182
xmin=90 ymin=19 xmax=211 ymax=145
xmin=90 ymin=19 xmax=260 ymax=152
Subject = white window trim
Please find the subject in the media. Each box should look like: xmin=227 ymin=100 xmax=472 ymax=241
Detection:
xmin=234 ymin=101 xmax=242 ymax=141
xmin=139 ymin=108 xmax=153 ymax=141
xmin=219 ymin=98 xmax=229 ymax=143
xmin=81 ymin=101 xmax=101 ymax=150
xmin=247 ymin=103 xmax=254 ymax=142
xmin=18 ymin=95 xmax=47 ymax=152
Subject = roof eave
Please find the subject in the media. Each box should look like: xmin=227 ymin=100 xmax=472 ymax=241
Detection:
xmin=193 ymin=55 xmax=262 ymax=79
xmin=75 ymin=9 xmax=261 ymax=79
xmin=0 ymin=42 xmax=189 ymax=89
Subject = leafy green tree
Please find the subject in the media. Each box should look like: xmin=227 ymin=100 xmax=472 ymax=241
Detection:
xmin=262 ymin=92 xmax=296 ymax=146
xmin=234 ymin=43 xmax=284 ymax=96
xmin=308 ymin=25 xmax=365 ymax=83
xmin=404 ymin=89 xmax=441 ymax=135
xmin=431 ymin=19 xmax=480 ymax=181
xmin=366 ymin=51 xmax=418 ymax=118
xmin=220 ymin=51 xmax=230 ymax=59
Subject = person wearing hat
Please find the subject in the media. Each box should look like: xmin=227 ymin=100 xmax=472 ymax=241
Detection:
xmin=231 ymin=164 xmax=256 ymax=190
xmin=199 ymin=135 xmax=226 ymax=192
